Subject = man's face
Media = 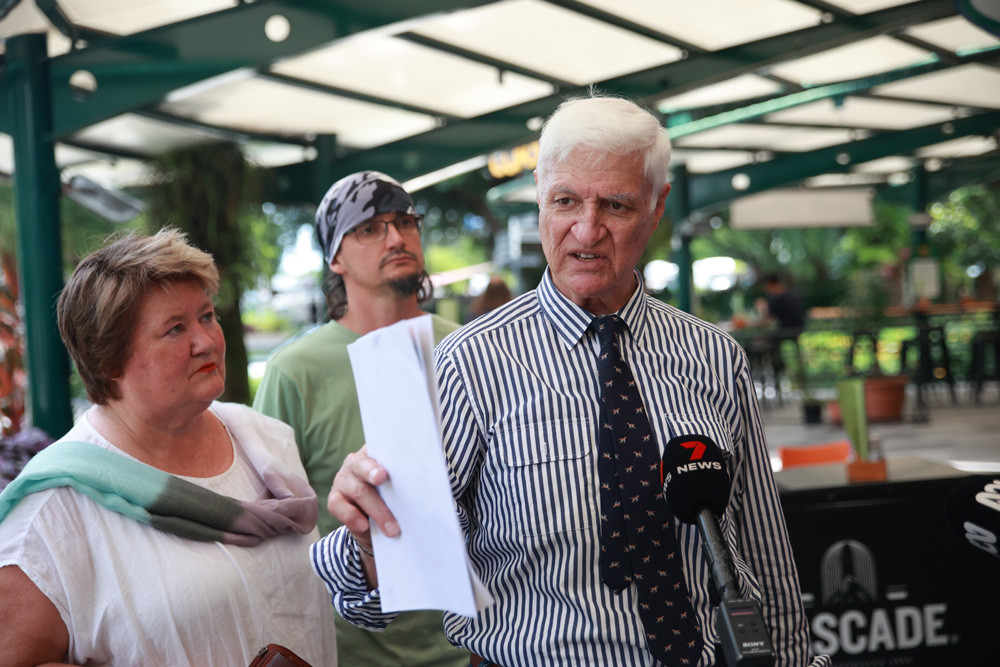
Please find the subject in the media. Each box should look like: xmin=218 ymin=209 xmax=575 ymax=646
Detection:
xmin=330 ymin=213 xmax=426 ymax=297
xmin=536 ymin=149 xmax=668 ymax=315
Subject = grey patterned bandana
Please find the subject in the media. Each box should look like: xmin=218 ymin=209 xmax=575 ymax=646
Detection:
xmin=315 ymin=171 xmax=416 ymax=263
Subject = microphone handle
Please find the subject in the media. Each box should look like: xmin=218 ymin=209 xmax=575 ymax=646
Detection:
xmin=694 ymin=507 xmax=740 ymax=602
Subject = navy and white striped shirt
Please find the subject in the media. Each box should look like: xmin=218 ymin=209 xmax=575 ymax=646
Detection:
xmin=312 ymin=270 xmax=827 ymax=666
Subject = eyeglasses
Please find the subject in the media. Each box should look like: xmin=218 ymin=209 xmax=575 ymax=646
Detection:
xmin=344 ymin=214 xmax=423 ymax=246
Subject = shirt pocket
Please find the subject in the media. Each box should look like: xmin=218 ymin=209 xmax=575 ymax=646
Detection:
xmin=654 ymin=413 xmax=737 ymax=480
xmin=492 ymin=417 xmax=596 ymax=538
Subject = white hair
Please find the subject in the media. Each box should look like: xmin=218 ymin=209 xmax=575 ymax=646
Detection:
xmin=536 ymin=95 xmax=672 ymax=196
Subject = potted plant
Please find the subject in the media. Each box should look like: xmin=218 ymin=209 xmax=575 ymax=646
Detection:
xmin=828 ymin=267 xmax=908 ymax=423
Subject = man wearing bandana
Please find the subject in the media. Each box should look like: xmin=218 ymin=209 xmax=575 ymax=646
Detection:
xmin=254 ymin=171 xmax=464 ymax=666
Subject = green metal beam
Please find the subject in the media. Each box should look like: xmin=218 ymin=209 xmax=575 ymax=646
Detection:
xmin=7 ymin=34 xmax=73 ymax=438
xmin=686 ymin=111 xmax=1000 ymax=211
xmin=666 ymin=59 xmax=953 ymax=139
xmin=323 ymin=0 xmax=957 ymax=184
xmin=33 ymin=0 xmax=486 ymax=137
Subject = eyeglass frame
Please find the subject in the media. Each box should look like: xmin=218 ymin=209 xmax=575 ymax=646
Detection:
xmin=343 ymin=213 xmax=424 ymax=246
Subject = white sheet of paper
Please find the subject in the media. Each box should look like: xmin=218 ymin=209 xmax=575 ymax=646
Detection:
xmin=347 ymin=315 xmax=493 ymax=617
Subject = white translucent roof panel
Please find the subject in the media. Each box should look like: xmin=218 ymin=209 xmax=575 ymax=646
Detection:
xmin=243 ymin=143 xmax=319 ymax=169
xmin=659 ymin=75 xmax=784 ymax=112
xmin=916 ymin=135 xmax=1000 ymax=159
xmin=872 ymin=63 xmax=1000 ymax=109
xmin=411 ymin=0 xmax=682 ymax=86
xmin=851 ymin=155 xmax=916 ymax=173
xmin=583 ymin=0 xmax=822 ymax=52
xmin=824 ymin=0 xmax=919 ymax=14
xmin=0 ymin=1 xmax=71 ymax=56
xmin=63 ymin=0 xmax=235 ymax=36
xmin=804 ymin=173 xmax=888 ymax=187
xmin=671 ymin=149 xmax=761 ymax=173
xmin=71 ymin=114 xmax=216 ymax=156
xmin=273 ymin=35 xmax=553 ymax=119
xmin=0 ymin=134 xmax=13 ymax=173
xmin=905 ymin=16 xmax=1000 ymax=55
xmin=158 ymin=77 xmax=438 ymax=149
xmin=675 ymin=124 xmax=856 ymax=151
xmin=770 ymin=36 xmax=931 ymax=85
xmin=766 ymin=97 xmax=956 ymax=130
xmin=60 ymin=157 xmax=155 ymax=188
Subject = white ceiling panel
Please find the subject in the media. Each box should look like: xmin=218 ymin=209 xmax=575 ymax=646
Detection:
xmin=766 ymin=97 xmax=957 ymax=130
xmin=770 ymin=35 xmax=931 ymax=85
xmin=873 ymin=63 xmax=1000 ymax=110
xmin=851 ymin=155 xmax=916 ymax=173
xmin=411 ymin=0 xmax=683 ymax=85
xmin=675 ymin=124 xmax=857 ymax=151
xmin=581 ymin=0 xmax=822 ymax=51
xmin=60 ymin=157 xmax=155 ymax=188
xmin=905 ymin=16 xmax=1000 ymax=55
xmin=824 ymin=0 xmax=919 ymax=14
xmin=70 ymin=114 xmax=216 ymax=156
xmin=916 ymin=135 xmax=1000 ymax=159
xmin=63 ymin=0 xmax=235 ymax=36
xmin=804 ymin=172 xmax=889 ymax=187
xmin=158 ymin=78 xmax=439 ymax=149
xmin=672 ymin=149 xmax=762 ymax=173
xmin=659 ymin=75 xmax=784 ymax=112
xmin=273 ymin=35 xmax=553 ymax=118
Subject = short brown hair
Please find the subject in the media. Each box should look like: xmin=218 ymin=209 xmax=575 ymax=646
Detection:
xmin=57 ymin=228 xmax=220 ymax=405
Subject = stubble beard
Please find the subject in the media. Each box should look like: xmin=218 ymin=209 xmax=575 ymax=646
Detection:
xmin=388 ymin=271 xmax=423 ymax=298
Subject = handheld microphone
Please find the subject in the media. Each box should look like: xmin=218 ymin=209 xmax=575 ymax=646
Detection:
xmin=945 ymin=474 xmax=1000 ymax=560
xmin=662 ymin=434 xmax=775 ymax=667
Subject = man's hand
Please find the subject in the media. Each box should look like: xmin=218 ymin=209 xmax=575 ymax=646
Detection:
xmin=328 ymin=444 xmax=400 ymax=546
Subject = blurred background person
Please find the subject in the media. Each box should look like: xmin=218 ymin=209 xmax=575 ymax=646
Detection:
xmin=752 ymin=272 xmax=807 ymax=383
xmin=254 ymin=171 xmax=465 ymax=666
xmin=0 ymin=229 xmax=336 ymax=666
xmin=469 ymin=275 xmax=513 ymax=320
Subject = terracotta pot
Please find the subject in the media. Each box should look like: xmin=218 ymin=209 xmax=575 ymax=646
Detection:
xmin=827 ymin=375 xmax=907 ymax=424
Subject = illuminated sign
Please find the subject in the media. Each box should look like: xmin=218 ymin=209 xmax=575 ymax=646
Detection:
xmin=488 ymin=141 xmax=539 ymax=179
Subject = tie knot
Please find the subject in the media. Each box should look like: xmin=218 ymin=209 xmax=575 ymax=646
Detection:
xmin=593 ymin=314 xmax=625 ymax=348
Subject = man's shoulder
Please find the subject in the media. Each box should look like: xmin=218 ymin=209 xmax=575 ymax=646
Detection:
xmin=644 ymin=296 xmax=739 ymax=344
xmin=429 ymin=313 xmax=462 ymax=341
xmin=263 ymin=322 xmax=353 ymax=368
xmin=437 ymin=291 xmax=541 ymax=354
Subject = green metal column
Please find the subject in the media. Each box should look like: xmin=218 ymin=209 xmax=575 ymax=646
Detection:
xmin=669 ymin=164 xmax=694 ymax=314
xmin=8 ymin=33 xmax=73 ymax=438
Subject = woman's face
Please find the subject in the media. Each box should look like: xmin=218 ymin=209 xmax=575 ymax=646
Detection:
xmin=114 ymin=279 xmax=226 ymax=418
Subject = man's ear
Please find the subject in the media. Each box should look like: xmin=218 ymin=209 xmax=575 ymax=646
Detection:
xmin=328 ymin=255 xmax=346 ymax=276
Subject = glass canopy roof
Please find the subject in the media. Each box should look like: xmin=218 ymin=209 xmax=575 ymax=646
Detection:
xmin=0 ymin=0 xmax=997 ymax=202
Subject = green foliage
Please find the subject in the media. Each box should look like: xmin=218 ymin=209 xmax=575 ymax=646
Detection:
xmin=838 ymin=199 xmax=911 ymax=270
xmin=147 ymin=143 xmax=276 ymax=405
xmin=243 ymin=307 xmax=292 ymax=334
xmin=929 ymin=183 xmax=1000 ymax=299
xmin=424 ymin=235 xmax=489 ymax=274
xmin=929 ymin=184 xmax=1000 ymax=265
xmin=418 ymin=171 xmax=504 ymax=246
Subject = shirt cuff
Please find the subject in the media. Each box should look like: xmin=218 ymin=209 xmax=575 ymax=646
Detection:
xmin=310 ymin=526 xmax=398 ymax=630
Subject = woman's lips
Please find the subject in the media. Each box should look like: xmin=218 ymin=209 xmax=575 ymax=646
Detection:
xmin=197 ymin=362 xmax=218 ymax=373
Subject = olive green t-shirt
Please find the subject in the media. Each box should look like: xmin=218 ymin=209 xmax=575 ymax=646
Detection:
xmin=253 ymin=314 xmax=466 ymax=667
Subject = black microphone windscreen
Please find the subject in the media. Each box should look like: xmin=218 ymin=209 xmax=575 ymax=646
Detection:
xmin=944 ymin=474 xmax=1000 ymax=560
xmin=661 ymin=434 xmax=731 ymax=524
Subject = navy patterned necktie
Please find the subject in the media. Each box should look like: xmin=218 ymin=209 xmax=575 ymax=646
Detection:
xmin=593 ymin=315 xmax=703 ymax=665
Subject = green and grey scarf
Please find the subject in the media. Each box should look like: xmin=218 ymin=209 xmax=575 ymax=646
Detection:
xmin=0 ymin=439 xmax=317 ymax=546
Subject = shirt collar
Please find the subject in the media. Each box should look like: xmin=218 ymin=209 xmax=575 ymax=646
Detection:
xmin=537 ymin=268 xmax=649 ymax=348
